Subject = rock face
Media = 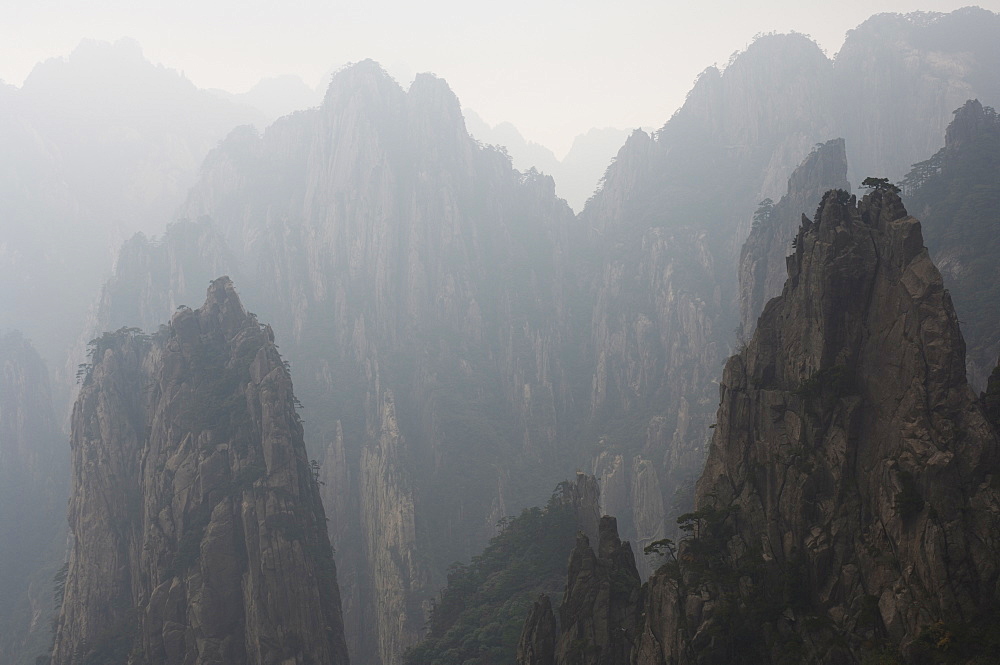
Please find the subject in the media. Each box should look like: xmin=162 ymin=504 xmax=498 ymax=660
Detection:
xmin=404 ymin=474 xmax=602 ymax=665
xmin=522 ymin=189 xmax=1000 ymax=664
xmin=51 ymin=277 xmax=349 ymax=665
xmin=0 ymin=332 xmax=66 ymax=664
xmin=515 ymin=516 xmax=642 ymax=665
xmin=641 ymin=189 xmax=1000 ymax=663
xmin=103 ymin=60 xmax=579 ymax=665
xmin=904 ymin=99 xmax=1000 ymax=390
xmin=738 ymin=138 xmax=851 ymax=335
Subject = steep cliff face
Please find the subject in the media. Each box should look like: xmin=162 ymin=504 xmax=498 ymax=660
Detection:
xmin=579 ymin=34 xmax=835 ymax=570
xmin=835 ymin=7 xmax=1000 ymax=185
xmin=640 ymin=189 xmax=1000 ymax=663
xmin=88 ymin=12 xmax=1000 ymax=662
xmin=526 ymin=189 xmax=1000 ymax=664
xmin=576 ymin=7 xmax=1000 ymax=577
xmin=0 ymin=332 xmax=66 ymax=664
xmin=51 ymin=277 xmax=349 ymax=665
xmin=738 ymin=138 xmax=851 ymax=334
xmin=904 ymin=99 xmax=1000 ymax=390
xmin=404 ymin=474 xmax=601 ymax=665
xmin=151 ymin=60 xmax=578 ymax=665
xmin=515 ymin=516 xmax=642 ymax=665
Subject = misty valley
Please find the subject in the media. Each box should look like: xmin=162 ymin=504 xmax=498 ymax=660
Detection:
xmin=5 ymin=6 xmax=1000 ymax=665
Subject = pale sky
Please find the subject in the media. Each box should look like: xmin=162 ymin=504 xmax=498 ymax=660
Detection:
xmin=2 ymin=1 xmax=997 ymax=157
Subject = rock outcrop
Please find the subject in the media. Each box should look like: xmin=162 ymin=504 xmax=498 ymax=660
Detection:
xmin=51 ymin=277 xmax=349 ymax=665
xmin=522 ymin=188 xmax=1000 ymax=664
xmin=515 ymin=516 xmax=642 ymax=665
xmin=738 ymin=138 xmax=851 ymax=334
xmin=640 ymin=188 xmax=1000 ymax=663
xmin=904 ymin=99 xmax=1000 ymax=390
xmin=0 ymin=332 xmax=66 ymax=664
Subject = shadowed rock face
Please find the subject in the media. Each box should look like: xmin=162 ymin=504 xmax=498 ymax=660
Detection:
xmin=738 ymin=138 xmax=851 ymax=336
xmin=51 ymin=277 xmax=349 ymax=665
xmin=905 ymin=99 xmax=1000 ymax=391
xmin=639 ymin=189 xmax=1000 ymax=663
xmin=0 ymin=332 xmax=66 ymax=664
xmin=515 ymin=516 xmax=642 ymax=665
xmin=522 ymin=189 xmax=1000 ymax=664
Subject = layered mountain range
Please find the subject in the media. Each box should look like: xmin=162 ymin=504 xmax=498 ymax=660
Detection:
xmin=51 ymin=278 xmax=349 ymax=665
xmin=0 ymin=38 xmax=262 ymax=384
xmin=75 ymin=9 xmax=1000 ymax=663
xmin=5 ymin=7 xmax=997 ymax=665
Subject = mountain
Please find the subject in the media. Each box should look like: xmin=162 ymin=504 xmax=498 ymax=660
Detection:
xmin=834 ymin=7 xmax=1000 ymax=186
xmin=463 ymin=109 xmax=629 ymax=212
xmin=903 ymin=99 xmax=1000 ymax=390
xmin=212 ymin=74 xmax=323 ymax=125
xmin=50 ymin=278 xmax=349 ymax=665
xmin=738 ymin=138 xmax=851 ymax=334
xmin=523 ymin=188 xmax=1000 ymax=664
xmin=514 ymin=515 xmax=642 ymax=665
xmin=99 ymin=60 xmax=579 ymax=665
xmin=0 ymin=38 xmax=261 ymax=370
xmin=573 ymin=7 xmax=1000 ymax=580
xmin=0 ymin=332 xmax=66 ymax=664
xmin=404 ymin=475 xmax=600 ymax=665
xmin=81 ymin=9 xmax=1000 ymax=663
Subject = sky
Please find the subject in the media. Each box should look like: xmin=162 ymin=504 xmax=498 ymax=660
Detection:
xmin=2 ymin=0 xmax=998 ymax=157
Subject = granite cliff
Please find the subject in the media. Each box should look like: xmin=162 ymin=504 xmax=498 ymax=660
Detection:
xmin=51 ymin=278 xmax=349 ymax=665
xmin=522 ymin=189 xmax=1000 ymax=664
xmin=0 ymin=332 xmax=66 ymax=664
xmin=661 ymin=186 xmax=1000 ymax=663
xmin=514 ymin=515 xmax=642 ymax=665
xmin=738 ymin=138 xmax=851 ymax=335
xmin=904 ymin=99 xmax=1000 ymax=390
xmin=101 ymin=60 xmax=579 ymax=665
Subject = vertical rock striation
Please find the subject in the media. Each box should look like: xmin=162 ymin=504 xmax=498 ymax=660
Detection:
xmin=738 ymin=138 xmax=851 ymax=335
xmin=639 ymin=188 xmax=1000 ymax=663
xmin=515 ymin=516 xmax=642 ymax=665
xmin=0 ymin=332 xmax=66 ymax=664
xmin=51 ymin=277 xmax=349 ymax=665
xmin=904 ymin=99 xmax=1000 ymax=390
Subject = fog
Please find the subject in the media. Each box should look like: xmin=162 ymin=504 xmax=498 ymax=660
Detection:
xmin=3 ymin=4 xmax=1000 ymax=664
xmin=2 ymin=0 xmax=989 ymax=155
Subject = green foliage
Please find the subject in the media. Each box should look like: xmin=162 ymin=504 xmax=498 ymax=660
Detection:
xmin=861 ymin=177 xmax=901 ymax=194
xmin=752 ymin=198 xmax=774 ymax=230
xmin=813 ymin=188 xmax=853 ymax=222
xmin=910 ymin=610 xmax=1000 ymax=664
xmin=402 ymin=488 xmax=580 ymax=665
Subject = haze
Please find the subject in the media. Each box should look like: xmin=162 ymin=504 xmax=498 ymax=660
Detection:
xmin=3 ymin=0 xmax=993 ymax=157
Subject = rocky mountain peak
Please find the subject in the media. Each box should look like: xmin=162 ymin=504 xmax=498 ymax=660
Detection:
xmin=52 ymin=279 xmax=350 ymax=665
xmin=738 ymin=137 xmax=850 ymax=333
xmin=682 ymin=186 xmax=1000 ymax=661
xmin=945 ymin=98 xmax=995 ymax=148
xmin=322 ymin=58 xmax=406 ymax=115
xmin=516 ymin=515 xmax=642 ymax=665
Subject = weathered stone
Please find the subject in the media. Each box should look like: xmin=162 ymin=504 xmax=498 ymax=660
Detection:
xmin=51 ymin=277 xmax=350 ymax=665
